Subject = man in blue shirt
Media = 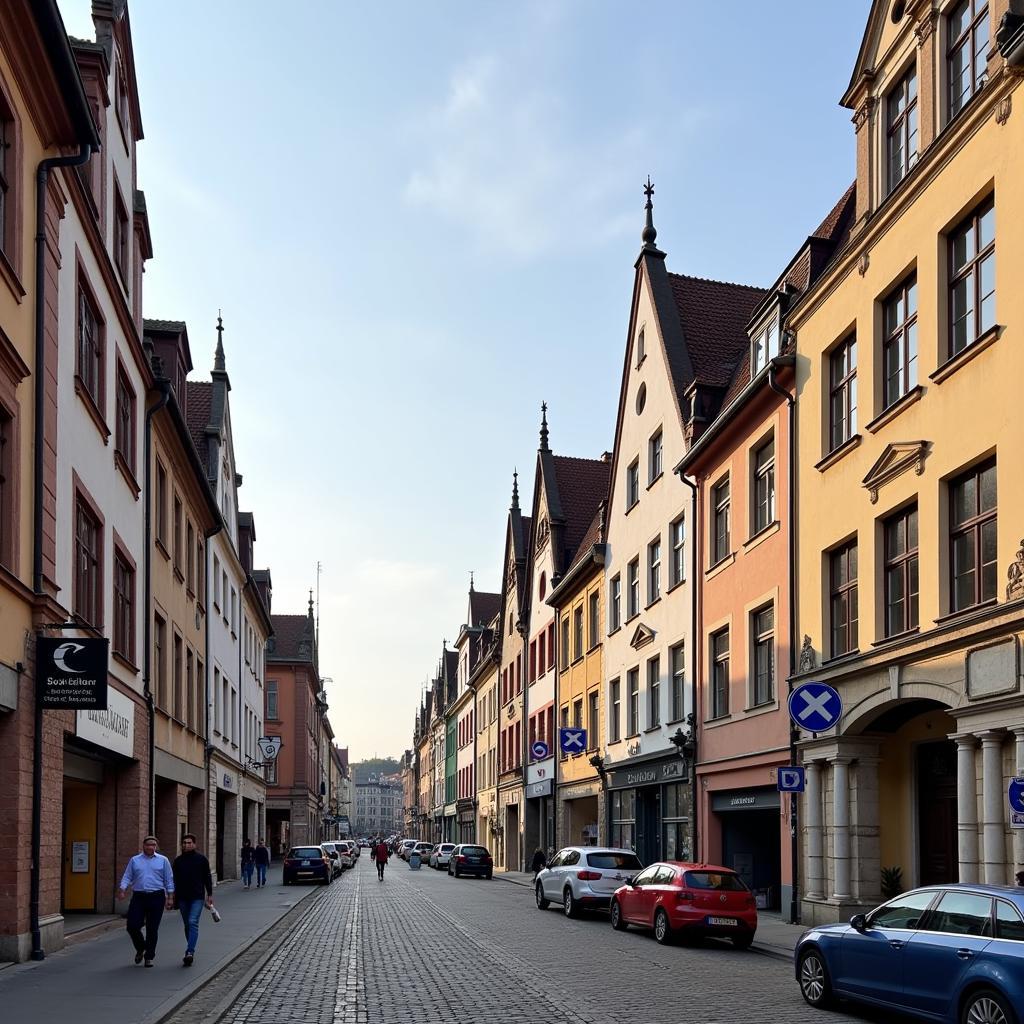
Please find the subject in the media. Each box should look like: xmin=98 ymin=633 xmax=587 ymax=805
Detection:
xmin=117 ymin=836 xmax=174 ymax=966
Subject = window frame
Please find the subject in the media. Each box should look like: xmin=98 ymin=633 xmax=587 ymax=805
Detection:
xmin=74 ymin=489 xmax=103 ymax=627
xmin=648 ymin=429 xmax=663 ymax=485
xmin=884 ymin=504 xmax=920 ymax=636
xmin=626 ymin=458 xmax=640 ymax=509
xmin=948 ymin=196 xmax=996 ymax=359
xmin=752 ymin=436 xmax=776 ymax=536
xmin=669 ymin=515 xmax=685 ymax=588
xmin=751 ymin=316 xmax=778 ymax=377
xmin=647 ymin=654 xmax=660 ymax=729
xmin=947 ymin=0 xmax=990 ymax=121
xmin=751 ymin=605 xmax=774 ymax=707
xmin=712 ymin=476 xmax=731 ymax=565
xmin=710 ymin=628 xmax=729 ymax=720
xmin=76 ymin=275 xmax=105 ymax=414
xmin=588 ymin=590 xmax=600 ymax=650
xmin=609 ymin=677 xmax=621 ymax=743
xmin=114 ymin=361 xmax=136 ymax=477
xmin=886 ymin=64 xmax=919 ymax=192
xmin=0 ymin=402 xmax=12 ymax=569
xmin=882 ymin=273 xmax=919 ymax=410
xmin=949 ymin=459 xmax=997 ymax=613
xmin=113 ymin=184 xmax=130 ymax=284
xmin=627 ymin=557 xmax=640 ymax=619
xmin=626 ymin=667 xmax=639 ymax=736
xmin=647 ymin=535 xmax=661 ymax=604
xmin=830 ymin=539 xmax=859 ymax=658
xmin=573 ymin=605 xmax=584 ymax=661
xmin=670 ymin=642 xmax=685 ymax=722
xmin=829 ymin=334 xmax=858 ymax=453
xmin=112 ymin=545 xmax=135 ymax=663
xmin=609 ymin=574 xmax=621 ymax=632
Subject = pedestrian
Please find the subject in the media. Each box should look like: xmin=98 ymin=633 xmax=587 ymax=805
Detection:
xmin=254 ymin=837 xmax=271 ymax=888
xmin=117 ymin=835 xmax=174 ymax=967
xmin=531 ymin=846 xmax=547 ymax=881
xmin=375 ymin=838 xmax=389 ymax=880
xmin=370 ymin=841 xmax=378 ymax=868
xmin=241 ymin=838 xmax=255 ymax=889
xmin=172 ymin=833 xmax=214 ymax=967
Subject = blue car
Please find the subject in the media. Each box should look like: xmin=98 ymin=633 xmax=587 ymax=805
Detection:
xmin=795 ymin=884 xmax=1024 ymax=1023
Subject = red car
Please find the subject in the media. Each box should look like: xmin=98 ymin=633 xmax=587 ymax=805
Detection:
xmin=610 ymin=861 xmax=757 ymax=948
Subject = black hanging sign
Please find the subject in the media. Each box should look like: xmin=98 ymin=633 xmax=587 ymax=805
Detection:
xmin=38 ymin=636 xmax=109 ymax=710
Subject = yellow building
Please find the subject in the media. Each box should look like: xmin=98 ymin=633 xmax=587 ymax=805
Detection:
xmin=790 ymin=0 xmax=1024 ymax=923
xmin=549 ymin=507 xmax=606 ymax=850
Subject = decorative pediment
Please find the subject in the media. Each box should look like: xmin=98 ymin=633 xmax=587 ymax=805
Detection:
xmin=629 ymin=622 xmax=656 ymax=650
xmin=862 ymin=441 xmax=929 ymax=504
xmin=535 ymin=517 xmax=550 ymax=551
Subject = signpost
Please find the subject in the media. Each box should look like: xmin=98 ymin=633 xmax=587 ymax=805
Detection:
xmin=559 ymin=728 xmax=587 ymax=755
xmin=788 ymin=681 xmax=843 ymax=734
xmin=1009 ymin=777 xmax=1024 ymax=829
xmin=530 ymin=740 xmax=550 ymax=761
xmin=777 ymin=767 xmax=806 ymax=793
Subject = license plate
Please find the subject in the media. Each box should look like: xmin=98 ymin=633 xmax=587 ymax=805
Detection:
xmin=301 ymin=859 xmax=310 ymax=866
xmin=468 ymin=857 xmax=480 ymax=864
xmin=707 ymin=916 xmax=737 ymax=926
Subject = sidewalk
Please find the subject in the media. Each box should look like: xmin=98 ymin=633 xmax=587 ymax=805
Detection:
xmin=493 ymin=869 xmax=803 ymax=961
xmin=0 ymin=875 xmax=321 ymax=1024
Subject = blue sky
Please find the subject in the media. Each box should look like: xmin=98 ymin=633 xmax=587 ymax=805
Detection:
xmin=58 ymin=0 xmax=871 ymax=760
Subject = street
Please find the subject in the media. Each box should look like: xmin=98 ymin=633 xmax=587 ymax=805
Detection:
xmin=212 ymin=857 xmax=886 ymax=1024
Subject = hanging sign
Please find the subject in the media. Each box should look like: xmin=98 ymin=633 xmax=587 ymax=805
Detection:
xmin=38 ymin=636 xmax=109 ymax=709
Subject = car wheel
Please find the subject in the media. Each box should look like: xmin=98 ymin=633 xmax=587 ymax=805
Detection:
xmin=610 ymin=899 xmax=627 ymax=930
xmin=485 ymin=871 xmax=492 ymax=880
xmin=454 ymin=866 xmax=461 ymax=878
xmin=961 ymin=988 xmax=1016 ymax=1024
xmin=535 ymin=883 xmax=550 ymax=910
xmin=654 ymin=909 xmax=673 ymax=945
xmin=798 ymin=948 xmax=834 ymax=1009
xmin=563 ymin=888 xmax=578 ymax=918
xmin=731 ymin=933 xmax=754 ymax=950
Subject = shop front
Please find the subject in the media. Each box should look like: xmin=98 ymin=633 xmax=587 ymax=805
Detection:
xmin=497 ymin=785 xmax=522 ymax=871
xmin=556 ymin=778 xmax=601 ymax=850
xmin=709 ymin=787 xmax=782 ymax=911
xmin=456 ymin=799 xmax=475 ymax=843
xmin=525 ymin=778 xmax=555 ymax=856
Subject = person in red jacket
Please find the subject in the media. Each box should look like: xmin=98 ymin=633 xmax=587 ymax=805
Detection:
xmin=374 ymin=840 xmax=389 ymax=880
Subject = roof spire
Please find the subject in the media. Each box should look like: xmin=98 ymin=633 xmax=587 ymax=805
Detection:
xmin=214 ymin=309 xmax=226 ymax=373
xmin=469 ymin=570 xmax=475 ymax=591
xmin=511 ymin=468 xmax=520 ymax=510
xmin=539 ymin=401 xmax=550 ymax=452
xmin=642 ymin=176 xmax=658 ymax=248
xmin=308 ymin=588 xmax=314 ymax=618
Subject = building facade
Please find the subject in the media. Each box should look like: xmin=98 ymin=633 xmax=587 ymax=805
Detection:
xmin=355 ymin=775 xmax=403 ymax=836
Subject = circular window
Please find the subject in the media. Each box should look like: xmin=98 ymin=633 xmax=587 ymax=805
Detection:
xmin=635 ymin=382 xmax=647 ymax=415
xmin=890 ymin=0 xmax=905 ymax=22
xmin=539 ymin=572 xmax=547 ymax=600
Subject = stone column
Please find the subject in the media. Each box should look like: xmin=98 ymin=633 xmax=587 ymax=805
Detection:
xmin=953 ymin=733 xmax=979 ymax=884
xmin=979 ymin=731 xmax=1006 ymax=885
xmin=831 ymin=756 xmax=852 ymax=901
xmin=1014 ymin=728 xmax=1024 ymax=877
xmin=804 ymin=760 xmax=824 ymax=900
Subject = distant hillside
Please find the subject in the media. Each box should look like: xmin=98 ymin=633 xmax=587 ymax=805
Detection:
xmin=352 ymin=757 xmax=400 ymax=783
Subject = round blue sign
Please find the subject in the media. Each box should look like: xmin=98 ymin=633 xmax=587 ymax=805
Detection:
xmin=788 ymin=681 xmax=843 ymax=733
xmin=1009 ymin=778 xmax=1024 ymax=814
xmin=531 ymin=740 xmax=550 ymax=760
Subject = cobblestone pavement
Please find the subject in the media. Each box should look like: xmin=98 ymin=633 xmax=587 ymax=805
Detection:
xmin=217 ymin=857 xmax=888 ymax=1024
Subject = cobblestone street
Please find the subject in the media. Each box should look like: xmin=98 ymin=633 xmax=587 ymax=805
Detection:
xmin=215 ymin=858 xmax=886 ymax=1024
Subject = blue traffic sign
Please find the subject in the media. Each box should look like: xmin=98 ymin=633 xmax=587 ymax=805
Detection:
xmin=777 ymin=766 xmax=806 ymax=793
xmin=559 ymin=728 xmax=587 ymax=754
xmin=788 ymin=681 xmax=843 ymax=733
xmin=530 ymin=740 xmax=550 ymax=760
xmin=1009 ymin=777 xmax=1024 ymax=814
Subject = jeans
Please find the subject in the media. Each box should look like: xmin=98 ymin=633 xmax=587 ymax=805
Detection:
xmin=377 ymin=859 xmax=386 ymax=879
xmin=256 ymin=863 xmax=267 ymax=886
xmin=178 ymin=899 xmax=204 ymax=954
xmin=126 ymin=891 xmax=165 ymax=959
xmin=242 ymin=862 xmax=254 ymax=886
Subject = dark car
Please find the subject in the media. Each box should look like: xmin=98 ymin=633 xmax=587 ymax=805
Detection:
xmin=282 ymin=845 xmax=332 ymax=885
xmin=448 ymin=844 xmax=493 ymax=879
xmin=795 ymin=883 xmax=1024 ymax=1023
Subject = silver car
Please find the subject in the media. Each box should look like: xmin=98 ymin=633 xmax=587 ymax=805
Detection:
xmin=535 ymin=847 xmax=644 ymax=918
xmin=430 ymin=843 xmax=456 ymax=869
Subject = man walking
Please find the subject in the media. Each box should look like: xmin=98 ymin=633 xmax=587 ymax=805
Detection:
xmin=374 ymin=838 xmax=389 ymax=880
xmin=172 ymin=834 xmax=213 ymax=967
xmin=254 ymin=837 xmax=271 ymax=888
xmin=240 ymin=838 xmax=255 ymax=889
xmin=117 ymin=836 xmax=174 ymax=967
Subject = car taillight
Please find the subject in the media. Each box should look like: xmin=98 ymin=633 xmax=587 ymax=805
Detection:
xmin=577 ymin=870 xmax=602 ymax=881
xmin=457 ymin=855 xmax=466 ymax=863
xmin=484 ymin=855 xmax=493 ymax=863
xmin=676 ymin=890 xmax=694 ymax=903
xmin=285 ymin=859 xmax=297 ymax=866
xmin=746 ymin=895 xmax=757 ymax=909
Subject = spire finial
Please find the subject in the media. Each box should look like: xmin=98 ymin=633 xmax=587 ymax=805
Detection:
xmin=469 ymin=570 xmax=475 ymax=591
xmin=214 ymin=309 xmax=226 ymax=373
xmin=308 ymin=588 xmax=314 ymax=617
xmin=511 ymin=468 xmax=520 ymax=510
xmin=642 ymin=176 xmax=658 ymax=248
xmin=539 ymin=401 xmax=550 ymax=452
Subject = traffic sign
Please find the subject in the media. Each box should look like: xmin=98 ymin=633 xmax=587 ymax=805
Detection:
xmin=777 ymin=766 xmax=806 ymax=793
xmin=559 ymin=728 xmax=587 ymax=754
xmin=788 ymin=681 xmax=843 ymax=733
xmin=530 ymin=740 xmax=550 ymax=760
xmin=1009 ymin=778 xmax=1024 ymax=828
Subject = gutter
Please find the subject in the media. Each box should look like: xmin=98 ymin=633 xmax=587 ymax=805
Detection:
xmin=675 ymin=470 xmax=699 ymax=865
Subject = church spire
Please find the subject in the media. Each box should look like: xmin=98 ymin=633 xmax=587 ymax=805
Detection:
xmin=214 ymin=310 xmax=226 ymax=373
xmin=511 ymin=469 xmax=520 ymax=511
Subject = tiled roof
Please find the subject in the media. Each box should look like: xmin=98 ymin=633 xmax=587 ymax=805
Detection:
xmin=185 ymin=381 xmax=213 ymax=472
xmin=565 ymin=505 xmax=604 ymax=576
xmin=144 ymin=318 xmax=186 ymax=334
xmin=811 ymin=183 xmax=856 ymax=242
xmin=269 ymin=613 xmax=315 ymax=663
xmin=551 ymin=455 xmax=610 ymax=569
xmin=469 ymin=589 xmax=501 ymax=629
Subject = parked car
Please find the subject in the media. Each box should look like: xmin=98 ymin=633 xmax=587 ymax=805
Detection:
xmin=411 ymin=841 xmax=434 ymax=863
xmin=283 ymin=845 xmax=333 ymax=886
xmin=795 ymin=883 xmax=1024 ymax=1023
xmin=430 ymin=843 xmax=457 ymax=869
xmin=448 ymin=844 xmax=493 ymax=879
xmin=320 ymin=842 xmax=344 ymax=877
xmin=357 ymin=838 xmax=369 ymax=849
xmin=335 ymin=840 xmax=356 ymax=869
xmin=610 ymin=862 xmax=756 ymax=947
xmin=536 ymin=847 xmax=643 ymax=917
xmin=399 ymin=839 xmax=417 ymax=860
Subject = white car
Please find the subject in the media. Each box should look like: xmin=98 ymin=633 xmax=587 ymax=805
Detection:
xmin=535 ymin=847 xmax=644 ymax=918
xmin=430 ymin=843 xmax=456 ymax=869
xmin=334 ymin=840 xmax=356 ymax=869
xmin=399 ymin=839 xmax=417 ymax=860
xmin=411 ymin=841 xmax=433 ymax=863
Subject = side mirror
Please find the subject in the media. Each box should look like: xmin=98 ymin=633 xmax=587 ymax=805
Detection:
xmin=850 ymin=914 xmax=868 ymax=932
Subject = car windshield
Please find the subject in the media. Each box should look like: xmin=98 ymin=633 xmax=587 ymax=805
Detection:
xmin=460 ymin=846 xmax=488 ymax=856
xmin=439 ymin=845 xmax=455 ymax=852
xmin=684 ymin=871 xmax=748 ymax=891
xmin=587 ymin=853 xmax=643 ymax=870
xmin=290 ymin=848 xmax=323 ymax=858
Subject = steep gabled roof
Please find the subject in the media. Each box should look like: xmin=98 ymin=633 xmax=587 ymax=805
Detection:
xmin=468 ymin=589 xmax=501 ymax=629
xmin=185 ymin=381 xmax=214 ymax=480
xmin=551 ymin=455 xmax=611 ymax=571
xmin=268 ymin=613 xmax=316 ymax=665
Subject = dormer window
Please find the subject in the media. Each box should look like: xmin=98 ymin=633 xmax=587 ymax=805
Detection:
xmin=948 ymin=0 xmax=989 ymax=119
xmin=751 ymin=317 xmax=779 ymax=376
xmin=886 ymin=65 xmax=918 ymax=191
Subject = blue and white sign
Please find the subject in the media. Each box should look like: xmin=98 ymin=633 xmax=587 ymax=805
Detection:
xmin=788 ymin=681 xmax=843 ymax=733
xmin=559 ymin=728 xmax=587 ymax=754
xmin=777 ymin=766 xmax=806 ymax=793
xmin=1009 ymin=777 xmax=1024 ymax=829
xmin=530 ymin=740 xmax=550 ymax=760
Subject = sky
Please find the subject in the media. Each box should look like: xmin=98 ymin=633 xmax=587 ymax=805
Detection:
xmin=57 ymin=0 xmax=872 ymax=761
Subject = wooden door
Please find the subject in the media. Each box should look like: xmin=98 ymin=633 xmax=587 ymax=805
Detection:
xmin=63 ymin=780 xmax=98 ymax=911
xmin=917 ymin=741 xmax=958 ymax=886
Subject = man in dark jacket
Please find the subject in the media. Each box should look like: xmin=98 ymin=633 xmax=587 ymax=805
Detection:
xmin=172 ymin=834 xmax=214 ymax=967
xmin=254 ymin=838 xmax=271 ymax=888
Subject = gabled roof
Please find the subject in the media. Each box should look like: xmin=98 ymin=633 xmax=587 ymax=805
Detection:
xmin=566 ymin=504 xmax=604 ymax=576
xmin=842 ymin=0 xmax=890 ymax=109
xmin=468 ymin=589 xmax=501 ymax=629
xmin=185 ymin=381 xmax=214 ymax=479
xmin=551 ymin=455 xmax=611 ymax=571
xmin=268 ymin=613 xmax=316 ymax=665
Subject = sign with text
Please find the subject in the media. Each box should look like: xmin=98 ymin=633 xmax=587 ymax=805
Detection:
xmin=76 ymin=686 xmax=134 ymax=757
xmin=38 ymin=636 xmax=109 ymax=709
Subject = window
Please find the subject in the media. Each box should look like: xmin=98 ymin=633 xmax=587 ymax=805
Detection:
xmin=266 ymin=679 xmax=279 ymax=720
xmin=0 ymin=406 xmax=10 ymax=568
xmin=173 ymin=634 xmax=183 ymax=721
xmin=925 ymin=891 xmax=993 ymax=936
xmin=751 ymin=317 xmax=778 ymax=376
xmin=648 ymin=429 xmax=663 ymax=484
xmin=0 ymin=114 xmax=10 ymax=254
xmin=76 ymin=282 xmax=103 ymax=409
xmin=154 ymin=614 xmax=167 ymax=709
xmin=610 ymin=789 xmax=635 ymax=851
xmin=752 ymin=606 xmax=774 ymax=706
xmin=627 ymin=459 xmax=640 ymax=508
xmin=670 ymin=643 xmax=685 ymax=722
xmin=670 ymin=516 xmax=685 ymax=587
xmin=712 ymin=477 xmax=730 ymax=564
xmin=185 ymin=649 xmax=194 ymax=729
xmin=560 ymin=615 xmax=570 ymax=670
xmin=74 ymin=495 xmax=101 ymax=625
xmin=949 ymin=196 xmax=995 ymax=357
xmin=830 ymin=540 xmax=859 ymax=657
xmin=114 ymin=366 xmax=136 ymax=475
xmin=885 ymin=505 xmax=919 ymax=636
xmin=711 ymin=628 xmax=729 ymax=719
xmin=627 ymin=558 xmax=640 ymax=618
xmin=113 ymin=188 xmax=129 ymax=281
xmin=173 ymin=496 xmax=183 ymax=574
xmin=886 ymin=65 xmax=918 ymax=190
xmin=948 ymin=0 xmax=989 ymax=118
xmin=573 ymin=606 xmax=584 ymax=660
xmin=609 ymin=678 xmax=621 ymax=743
xmin=883 ymin=274 xmax=918 ymax=408
xmin=113 ymin=550 xmax=134 ymax=662
xmin=213 ymin=556 xmax=221 ymax=609
xmin=950 ymin=459 xmax=997 ymax=612
xmin=647 ymin=537 xmax=661 ymax=604
xmin=996 ymin=900 xmax=1024 ymax=941
xmin=588 ymin=590 xmax=600 ymax=649
xmin=115 ymin=61 xmax=130 ymax=135
xmin=636 ymin=327 xmax=645 ymax=367
xmin=547 ymin=622 xmax=555 ymax=670
xmin=609 ymin=575 xmax=621 ymax=632
xmin=587 ymin=690 xmax=598 ymax=750
xmin=829 ymin=335 xmax=857 ymax=451
xmin=627 ymin=668 xmax=639 ymax=735
xmin=573 ymin=697 xmax=583 ymax=738
xmin=647 ymin=655 xmax=660 ymax=729
xmin=154 ymin=460 xmax=167 ymax=546
xmin=752 ymin=438 xmax=775 ymax=534
xmin=186 ymin=521 xmax=195 ymax=593
xmin=197 ymin=541 xmax=205 ymax=606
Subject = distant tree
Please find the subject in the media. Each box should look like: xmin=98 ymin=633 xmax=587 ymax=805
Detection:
xmin=352 ymin=757 xmax=400 ymax=783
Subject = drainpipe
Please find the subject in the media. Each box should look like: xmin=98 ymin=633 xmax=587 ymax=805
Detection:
xmin=676 ymin=471 xmax=699 ymax=865
xmin=768 ymin=358 xmax=798 ymax=925
xmin=203 ymin=532 xmax=216 ymax=858
xmin=30 ymin=144 xmax=91 ymax=963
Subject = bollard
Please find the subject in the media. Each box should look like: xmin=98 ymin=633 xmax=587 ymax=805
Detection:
xmin=409 ymin=852 xmax=422 ymax=870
